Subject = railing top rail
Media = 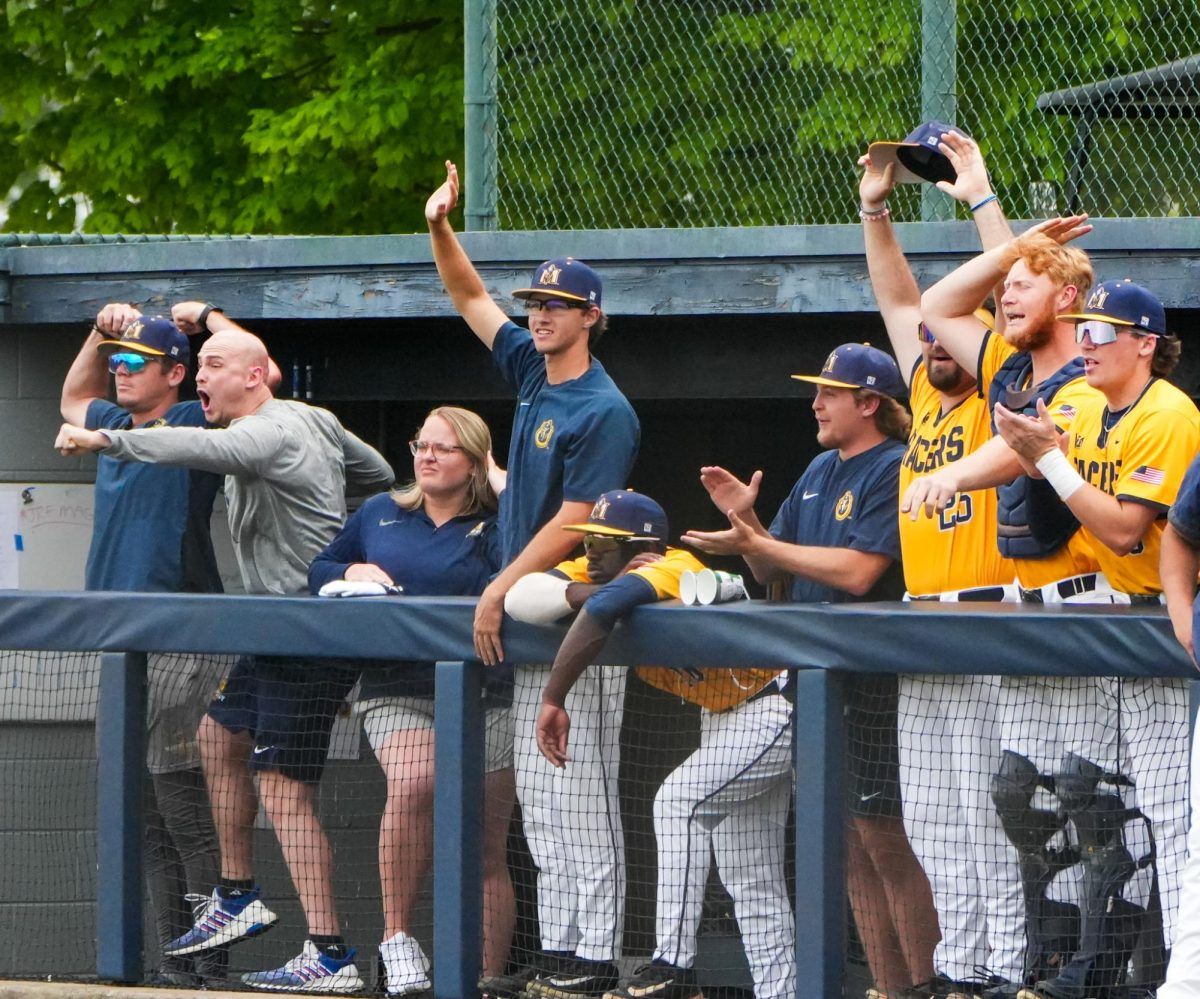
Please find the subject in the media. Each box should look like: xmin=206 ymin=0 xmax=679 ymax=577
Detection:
xmin=0 ymin=591 xmax=1189 ymax=679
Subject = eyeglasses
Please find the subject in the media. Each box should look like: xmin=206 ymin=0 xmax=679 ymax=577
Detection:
xmin=524 ymin=298 xmax=585 ymax=314
xmin=1074 ymin=320 xmax=1155 ymax=346
xmin=409 ymin=439 xmax=464 ymax=458
xmin=108 ymin=352 xmax=150 ymax=373
xmin=583 ymin=534 xmax=633 ymax=554
xmin=917 ymin=323 xmax=936 ymax=344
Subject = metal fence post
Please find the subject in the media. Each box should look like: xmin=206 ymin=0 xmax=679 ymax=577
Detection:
xmin=95 ymin=651 xmax=147 ymax=982
xmin=464 ymin=0 xmax=498 ymax=231
xmin=792 ymin=668 xmax=846 ymax=997
xmin=433 ymin=659 xmax=485 ymax=999
xmin=921 ymin=0 xmax=958 ymax=222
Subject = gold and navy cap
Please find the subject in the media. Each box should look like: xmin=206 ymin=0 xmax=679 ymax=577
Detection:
xmin=1059 ymin=279 xmax=1167 ymax=335
xmin=792 ymin=342 xmax=907 ymax=400
xmin=563 ymin=490 xmax=668 ymax=541
xmin=96 ymin=316 xmax=190 ymax=364
xmin=511 ymin=257 xmax=602 ymax=307
xmin=867 ymin=120 xmax=969 ymax=185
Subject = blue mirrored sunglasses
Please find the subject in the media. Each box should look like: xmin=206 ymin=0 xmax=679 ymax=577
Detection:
xmin=107 ymin=352 xmax=150 ymax=373
xmin=917 ymin=322 xmax=936 ymax=344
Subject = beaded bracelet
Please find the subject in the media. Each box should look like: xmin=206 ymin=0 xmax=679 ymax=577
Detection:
xmin=969 ymin=193 xmax=999 ymax=213
xmin=859 ymin=206 xmax=890 ymax=221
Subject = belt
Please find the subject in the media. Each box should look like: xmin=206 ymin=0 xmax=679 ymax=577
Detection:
xmin=1019 ymin=572 xmax=1098 ymax=603
xmin=1129 ymin=593 xmax=1164 ymax=605
xmin=910 ymin=585 xmax=1012 ymax=603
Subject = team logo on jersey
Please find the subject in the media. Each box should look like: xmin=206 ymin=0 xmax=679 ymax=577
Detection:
xmin=539 ymin=263 xmax=562 ymax=286
xmin=834 ymin=490 xmax=854 ymax=521
xmin=1087 ymin=285 xmax=1110 ymax=310
xmin=466 ymin=520 xmax=486 ymax=537
xmin=1075 ymin=433 xmax=1085 ymax=449
xmin=591 ymin=494 xmax=611 ymax=521
xmin=534 ymin=419 xmax=555 ymax=448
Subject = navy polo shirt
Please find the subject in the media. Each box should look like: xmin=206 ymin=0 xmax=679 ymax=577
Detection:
xmin=308 ymin=494 xmax=503 ymax=698
xmin=85 ymin=399 xmax=223 ymax=593
xmin=769 ymin=439 xmax=905 ymax=604
xmin=492 ymin=321 xmax=640 ymax=565
xmin=1168 ymin=455 xmax=1200 ymax=644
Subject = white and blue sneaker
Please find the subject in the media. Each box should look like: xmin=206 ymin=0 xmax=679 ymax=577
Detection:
xmin=242 ymin=940 xmax=364 ymax=993
xmin=164 ymin=886 xmax=278 ymax=955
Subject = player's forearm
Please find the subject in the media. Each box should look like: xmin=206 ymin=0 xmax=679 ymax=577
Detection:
xmin=489 ymin=505 xmax=589 ymax=598
xmin=1063 ymin=489 xmax=1155 ymax=556
xmin=745 ymin=535 xmax=891 ymax=596
xmin=428 ymin=218 xmax=507 ymax=348
xmin=863 ymin=218 xmax=923 ymax=379
xmin=970 ymin=198 xmax=1014 ymax=253
xmin=541 ymin=610 xmax=612 ymax=708
xmin=103 ymin=423 xmax=275 ymax=476
xmin=1161 ymin=524 xmax=1199 ymax=633
xmin=952 ymin=435 xmax=1024 ymax=492
xmin=342 ymin=431 xmax=395 ymax=495
xmin=919 ymin=243 xmax=1008 ymax=367
xmin=61 ymin=327 xmax=111 ymax=424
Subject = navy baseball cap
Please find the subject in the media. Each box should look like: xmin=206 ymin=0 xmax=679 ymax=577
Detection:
xmin=97 ymin=315 xmax=190 ymax=364
xmin=511 ymin=257 xmax=602 ymax=308
xmin=867 ymin=121 xmax=970 ymax=185
xmin=563 ymin=490 xmax=668 ymax=542
xmin=1059 ymin=279 xmax=1167 ymax=335
xmin=792 ymin=343 xmax=907 ymax=400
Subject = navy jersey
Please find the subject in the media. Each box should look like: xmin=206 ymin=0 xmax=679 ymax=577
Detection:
xmin=492 ymin=321 xmax=640 ymax=565
xmin=308 ymin=494 xmax=503 ymax=699
xmin=769 ymin=439 xmax=905 ymax=604
xmin=85 ymin=399 xmax=223 ymax=593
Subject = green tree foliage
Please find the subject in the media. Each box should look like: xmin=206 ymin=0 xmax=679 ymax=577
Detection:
xmin=0 ymin=0 xmax=463 ymax=234
xmin=495 ymin=0 xmax=1200 ymax=228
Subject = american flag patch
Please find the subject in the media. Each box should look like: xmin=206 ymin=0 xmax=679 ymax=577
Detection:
xmin=1130 ymin=465 xmax=1165 ymax=485
xmin=1056 ymin=404 xmax=1077 ymax=420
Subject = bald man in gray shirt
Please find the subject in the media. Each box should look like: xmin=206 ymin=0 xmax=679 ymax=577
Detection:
xmin=58 ymin=306 xmax=394 ymax=993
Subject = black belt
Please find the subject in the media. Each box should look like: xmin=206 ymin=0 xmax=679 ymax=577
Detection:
xmin=1019 ymin=573 xmax=1098 ymax=603
xmin=1129 ymin=593 xmax=1163 ymax=605
xmin=911 ymin=585 xmax=1008 ymax=602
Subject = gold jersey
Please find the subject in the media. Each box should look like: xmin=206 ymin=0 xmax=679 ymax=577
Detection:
xmin=899 ymin=339 xmax=1015 ymax=595
xmin=1066 ymin=378 xmax=1200 ymax=596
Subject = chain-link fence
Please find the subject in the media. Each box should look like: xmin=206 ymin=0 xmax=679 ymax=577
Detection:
xmin=493 ymin=0 xmax=1200 ymax=229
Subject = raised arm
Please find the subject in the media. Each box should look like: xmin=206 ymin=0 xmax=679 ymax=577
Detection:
xmin=61 ymin=303 xmax=142 ymax=424
xmin=858 ymin=158 xmax=922 ymax=381
xmin=934 ymin=131 xmax=1013 ymax=253
xmin=425 ymin=160 xmax=510 ymax=349
xmin=921 ymin=215 xmax=1092 ymax=371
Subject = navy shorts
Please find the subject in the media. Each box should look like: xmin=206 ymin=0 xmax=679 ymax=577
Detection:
xmin=208 ymin=655 xmax=360 ymax=784
xmin=845 ymin=673 xmax=902 ymax=819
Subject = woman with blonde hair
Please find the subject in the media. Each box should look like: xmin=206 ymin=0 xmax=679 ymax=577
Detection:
xmin=309 ymin=405 xmax=514 ymax=996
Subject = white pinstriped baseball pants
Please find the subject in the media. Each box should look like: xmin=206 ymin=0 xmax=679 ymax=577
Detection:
xmin=653 ymin=691 xmax=795 ymax=999
xmin=513 ymin=663 xmax=626 ymax=962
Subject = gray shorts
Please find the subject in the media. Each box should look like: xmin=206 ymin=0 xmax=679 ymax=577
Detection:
xmin=358 ymin=695 xmax=514 ymax=772
xmin=146 ymin=652 xmax=234 ymax=774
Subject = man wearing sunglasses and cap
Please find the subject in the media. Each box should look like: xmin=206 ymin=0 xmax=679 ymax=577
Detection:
xmin=993 ymin=279 xmax=1197 ymax=999
xmin=427 ymin=163 xmax=639 ymax=999
xmin=60 ymin=304 xmax=231 ymax=987
xmin=503 ymin=489 xmax=794 ymax=999
xmin=682 ymin=345 xmax=943 ymax=999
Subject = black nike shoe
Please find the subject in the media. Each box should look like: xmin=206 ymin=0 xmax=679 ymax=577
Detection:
xmin=602 ymin=961 xmax=703 ymax=999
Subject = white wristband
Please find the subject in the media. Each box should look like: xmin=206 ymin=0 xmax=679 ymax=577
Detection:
xmin=1035 ymin=448 xmax=1085 ymax=501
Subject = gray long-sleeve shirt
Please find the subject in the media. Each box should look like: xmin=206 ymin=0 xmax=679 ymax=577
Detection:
xmin=102 ymin=399 xmax=394 ymax=595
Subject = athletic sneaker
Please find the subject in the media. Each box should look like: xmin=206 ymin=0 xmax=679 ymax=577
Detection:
xmin=527 ymin=957 xmax=619 ymax=998
xmin=163 ymin=886 xmax=278 ymax=955
xmin=479 ymin=954 xmax=566 ymax=999
xmin=378 ymin=931 xmax=431 ymax=996
xmin=242 ymin=940 xmax=364 ymax=993
xmin=602 ymin=961 xmax=702 ymax=999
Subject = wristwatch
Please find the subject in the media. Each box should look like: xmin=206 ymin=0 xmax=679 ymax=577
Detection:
xmin=196 ymin=303 xmax=224 ymax=332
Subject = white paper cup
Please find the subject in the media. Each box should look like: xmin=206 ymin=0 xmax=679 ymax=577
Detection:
xmin=694 ymin=568 xmax=746 ymax=605
xmin=679 ymin=570 xmax=699 ymax=605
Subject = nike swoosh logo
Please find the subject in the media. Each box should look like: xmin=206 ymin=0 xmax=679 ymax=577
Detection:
xmin=802 ymin=491 xmax=819 ymax=500
xmin=626 ymin=985 xmax=672 ymax=997
xmin=545 ymin=978 xmax=594 ymax=988
xmin=860 ymin=791 xmax=882 ymax=802
xmin=253 ymin=745 xmax=271 ymax=755
xmin=379 ymin=519 xmax=400 ymax=526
